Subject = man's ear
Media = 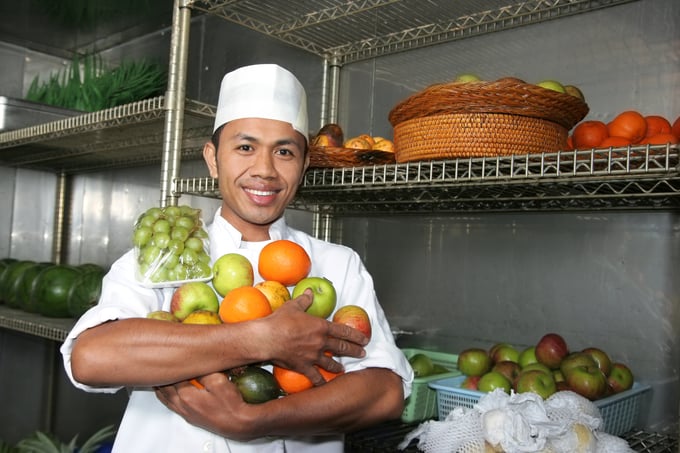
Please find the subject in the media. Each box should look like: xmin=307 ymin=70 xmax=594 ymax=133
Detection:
xmin=203 ymin=142 xmax=219 ymax=179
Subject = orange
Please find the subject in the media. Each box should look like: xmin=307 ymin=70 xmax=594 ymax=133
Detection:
xmin=272 ymin=364 xmax=343 ymax=394
xmin=571 ymin=120 xmax=608 ymax=149
xmin=672 ymin=116 xmax=680 ymax=139
xmin=597 ymin=136 xmax=632 ymax=148
xmin=640 ymin=133 xmax=679 ymax=145
xmin=258 ymin=240 xmax=311 ymax=286
xmin=607 ymin=111 xmax=647 ymax=144
xmin=219 ymin=286 xmax=273 ymax=323
xmin=273 ymin=366 xmax=314 ymax=394
xmin=644 ymin=115 xmax=672 ymax=137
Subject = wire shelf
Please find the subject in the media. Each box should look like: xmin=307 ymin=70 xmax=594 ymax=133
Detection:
xmin=174 ymin=145 xmax=680 ymax=214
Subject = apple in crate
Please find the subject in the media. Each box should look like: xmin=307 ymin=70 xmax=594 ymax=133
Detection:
xmin=535 ymin=333 xmax=569 ymax=369
xmin=608 ymin=362 xmax=634 ymax=393
xmin=515 ymin=369 xmax=557 ymax=399
xmin=457 ymin=348 xmax=492 ymax=377
xmin=560 ymin=352 xmax=598 ymax=377
xmin=478 ymin=371 xmax=512 ymax=394
xmin=492 ymin=360 xmax=521 ymax=383
xmin=582 ymin=347 xmax=613 ymax=376
xmin=565 ymin=365 xmax=607 ymax=400
xmin=489 ymin=343 xmax=519 ymax=364
xmin=460 ymin=375 xmax=481 ymax=390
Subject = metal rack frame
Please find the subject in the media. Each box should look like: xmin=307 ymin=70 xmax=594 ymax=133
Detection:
xmin=174 ymin=145 xmax=680 ymax=214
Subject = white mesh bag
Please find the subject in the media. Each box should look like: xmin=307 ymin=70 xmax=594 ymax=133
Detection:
xmin=399 ymin=389 xmax=635 ymax=453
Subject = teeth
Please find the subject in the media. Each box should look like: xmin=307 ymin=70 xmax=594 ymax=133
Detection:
xmin=246 ymin=188 xmax=276 ymax=196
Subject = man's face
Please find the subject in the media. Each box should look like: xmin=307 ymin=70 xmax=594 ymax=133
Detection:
xmin=203 ymin=118 xmax=309 ymax=240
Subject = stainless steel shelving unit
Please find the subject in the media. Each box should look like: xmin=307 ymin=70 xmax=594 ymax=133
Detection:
xmin=175 ymin=145 xmax=680 ymax=214
xmin=187 ymin=0 xmax=638 ymax=64
xmin=0 ymin=305 xmax=72 ymax=342
xmin=0 ymin=97 xmax=215 ymax=173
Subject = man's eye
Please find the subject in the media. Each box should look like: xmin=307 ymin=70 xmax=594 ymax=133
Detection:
xmin=276 ymin=148 xmax=294 ymax=157
xmin=238 ymin=144 xmax=253 ymax=151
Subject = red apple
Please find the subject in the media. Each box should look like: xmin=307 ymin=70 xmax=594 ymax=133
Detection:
xmin=518 ymin=346 xmax=538 ymax=368
xmin=608 ymin=362 xmax=634 ymax=393
xmin=535 ymin=333 xmax=569 ymax=369
xmin=492 ymin=360 xmax=521 ymax=383
xmin=582 ymin=347 xmax=612 ymax=376
xmin=170 ymin=281 xmax=220 ymax=321
xmin=560 ymin=352 xmax=598 ymax=378
xmin=332 ymin=304 xmax=371 ymax=341
xmin=521 ymin=362 xmax=552 ymax=375
xmin=457 ymin=348 xmax=492 ymax=377
xmin=566 ymin=365 xmax=607 ymax=400
xmin=460 ymin=375 xmax=481 ymax=390
xmin=491 ymin=344 xmax=519 ymax=364
xmin=478 ymin=371 xmax=512 ymax=394
xmin=515 ymin=369 xmax=557 ymax=399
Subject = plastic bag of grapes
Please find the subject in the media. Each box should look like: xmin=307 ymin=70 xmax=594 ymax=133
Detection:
xmin=132 ymin=205 xmax=212 ymax=287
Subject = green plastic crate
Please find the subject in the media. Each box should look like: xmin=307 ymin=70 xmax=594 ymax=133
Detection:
xmin=401 ymin=348 xmax=460 ymax=423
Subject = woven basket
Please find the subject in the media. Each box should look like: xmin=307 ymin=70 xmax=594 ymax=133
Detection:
xmin=394 ymin=113 xmax=568 ymax=162
xmin=389 ymin=77 xmax=589 ymax=129
xmin=309 ymin=146 xmax=396 ymax=168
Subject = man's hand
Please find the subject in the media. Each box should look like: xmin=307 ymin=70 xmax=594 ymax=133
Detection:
xmin=256 ymin=289 xmax=368 ymax=386
xmin=155 ymin=372 xmax=258 ymax=441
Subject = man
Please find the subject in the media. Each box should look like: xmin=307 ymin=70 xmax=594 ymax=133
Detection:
xmin=61 ymin=64 xmax=413 ymax=452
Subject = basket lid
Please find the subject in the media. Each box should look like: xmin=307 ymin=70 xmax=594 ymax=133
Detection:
xmin=388 ymin=77 xmax=589 ymax=130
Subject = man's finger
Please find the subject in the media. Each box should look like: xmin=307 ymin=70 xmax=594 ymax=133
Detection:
xmin=327 ymin=321 xmax=369 ymax=346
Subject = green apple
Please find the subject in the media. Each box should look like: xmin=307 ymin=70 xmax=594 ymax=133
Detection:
xmin=518 ymin=346 xmax=538 ymax=368
xmin=170 ymin=281 xmax=219 ymax=321
xmin=607 ymin=362 xmax=634 ymax=394
xmin=147 ymin=310 xmax=179 ymax=322
xmin=581 ymin=347 xmax=612 ymax=376
xmin=521 ymin=362 xmax=552 ymax=375
xmin=560 ymin=352 xmax=598 ymax=378
xmin=478 ymin=371 xmax=511 ymax=394
xmin=409 ymin=353 xmax=434 ymax=378
xmin=564 ymin=85 xmax=585 ymax=101
xmin=515 ymin=369 xmax=557 ymax=399
xmin=457 ymin=348 xmax=492 ymax=377
xmin=212 ymin=253 xmax=254 ymax=297
xmin=292 ymin=276 xmax=337 ymax=318
xmin=536 ymin=79 xmax=566 ymax=93
xmin=455 ymin=73 xmax=481 ymax=83
xmin=566 ymin=365 xmax=607 ymax=400
xmin=491 ymin=344 xmax=519 ymax=364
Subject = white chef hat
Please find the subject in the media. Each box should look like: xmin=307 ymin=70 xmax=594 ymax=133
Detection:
xmin=213 ymin=64 xmax=308 ymax=139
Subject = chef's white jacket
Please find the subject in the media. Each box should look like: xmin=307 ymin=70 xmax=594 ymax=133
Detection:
xmin=60 ymin=209 xmax=414 ymax=452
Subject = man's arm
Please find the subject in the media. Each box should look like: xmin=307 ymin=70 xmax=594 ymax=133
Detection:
xmin=70 ymin=291 xmax=368 ymax=388
xmin=155 ymin=367 xmax=405 ymax=440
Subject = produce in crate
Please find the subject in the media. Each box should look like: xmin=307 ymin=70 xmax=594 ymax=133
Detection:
xmin=457 ymin=332 xmax=635 ymax=401
xmin=457 ymin=348 xmax=492 ymax=377
xmin=133 ymin=205 xmax=212 ymax=286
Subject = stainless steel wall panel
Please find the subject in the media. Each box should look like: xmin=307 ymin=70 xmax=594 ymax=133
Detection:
xmin=10 ymin=168 xmax=56 ymax=261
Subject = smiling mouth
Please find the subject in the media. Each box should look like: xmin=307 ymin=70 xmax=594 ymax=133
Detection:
xmin=245 ymin=188 xmax=278 ymax=197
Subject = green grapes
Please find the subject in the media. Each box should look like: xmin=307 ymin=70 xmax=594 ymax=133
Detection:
xmin=133 ymin=205 xmax=212 ymax=284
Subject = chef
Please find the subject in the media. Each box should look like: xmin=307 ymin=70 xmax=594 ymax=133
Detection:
xmin=60 ymin=63 xmax=413 ymax=452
